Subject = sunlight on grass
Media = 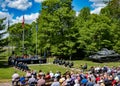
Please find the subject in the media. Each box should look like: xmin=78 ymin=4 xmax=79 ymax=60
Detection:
xmin=29 ymin=64 xmax=69 ymax=74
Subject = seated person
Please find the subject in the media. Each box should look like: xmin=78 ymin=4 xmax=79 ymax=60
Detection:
xmin=28 ymin=75 xmax=37 ymax=86
xmin=81 ymin=63 xmax=87 ymax=70
xmin=37 ymin=75 xmax=46 ymax=86
xmin=45 ymin=72 xmax=51 ymax=80
xmin=19 ymin=75 xmax=26 ymax=85
xmin=12 ymin=71 xmax=20 ymax=86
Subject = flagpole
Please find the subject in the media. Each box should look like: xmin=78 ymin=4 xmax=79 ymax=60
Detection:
xmin=36 ymin=24 xmax=38 ymax=55
xmin=22 ymin=15 xmax=25 ymax=54
xmin=23 ymin=26 xmax=24 ymax=54
xmin=36 ymin=29 xmax=37 ymax=55
xmin=8 ymin=19 xmax=10 ymax=56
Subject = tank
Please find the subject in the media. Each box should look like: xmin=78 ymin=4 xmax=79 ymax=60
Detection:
xmin=89 ymin=48 xmax=120 ymax=62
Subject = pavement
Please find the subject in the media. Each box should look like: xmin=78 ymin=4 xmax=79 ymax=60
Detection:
xmin=0 ymin=82 xmax=11 ymax=86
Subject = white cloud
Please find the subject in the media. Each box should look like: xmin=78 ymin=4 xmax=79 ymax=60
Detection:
xmin=0 ymin=11 xmax=10 ymax=19
xmin=89 ymin=0 xmax=110 ymax=2
xmin=0 ymin=11 xmax=13 ymax=24
xmin=89 ymin=0 xmax=107 ymax=14
xmin=0 ymin=12 xmax=39 ymax=38
xmin=0 ymin=0 xmax=32 ymax=11
xmin=91 ymin=7 xmax=103 ymax=14
xmin=12 ymin=13 xmax=39 ymax=24
xmin=92 ymin=3 xmax=106 ymax=8
xmin=7 ymin=0 xmax=32 ymax=10
xmin=35 ymin=0 xmax=45 ymax=3
xmin=1 ymin=3 xmax=8 ymax=11
xmin=76 ymin=11 xmax=79 ymax=16
xmin=0 ymin=11 xmax=39 ymax=25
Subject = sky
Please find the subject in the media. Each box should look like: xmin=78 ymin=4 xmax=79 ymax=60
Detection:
xmin=0 ymin=0 xmax=108 ymax=25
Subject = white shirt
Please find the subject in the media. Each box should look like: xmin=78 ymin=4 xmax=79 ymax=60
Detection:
xmin=26 ymin=72 xmax=31 ymax=77
xmin=50 ymin=72 xmax=54 ymax=78
xmin=12 ymin=73 xmax=19 ymax=81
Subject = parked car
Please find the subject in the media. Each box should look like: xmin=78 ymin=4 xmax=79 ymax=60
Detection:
xmin=89 ymin=48 xmax=120 ymax=62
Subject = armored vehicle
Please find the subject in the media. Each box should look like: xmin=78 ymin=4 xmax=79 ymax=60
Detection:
xmin=89 ymin=48 xmax=120 ymax=62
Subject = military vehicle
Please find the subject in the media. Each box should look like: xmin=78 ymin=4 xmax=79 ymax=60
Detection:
xmin=89 ymin=48 xmax=120 ymax=62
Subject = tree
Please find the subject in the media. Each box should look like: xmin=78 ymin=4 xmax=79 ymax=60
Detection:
xmin=37 ymin=0 xmax=76 ymax=58
xmin=101 ymin=0 xmax=120 ymax=19
xmin=0 ymin=18 xmax=8 ymax=54
xmin=100 ymin=0 xmax=120 ymax=53
xmin=8 ymin=23 xmax=32 ymax=55
xmin=76 ymin=7 xmax=115 ymax=56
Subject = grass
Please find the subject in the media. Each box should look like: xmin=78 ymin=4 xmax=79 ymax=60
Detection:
xmin=72 ymin=60 xmax=120 ymax=69
xmin=0 ymin=67 xmax=26 ymax=82
xmin=0 ymin=57 xmax=120 ymax=82
xmin=29 ymin=64 xmax=70 ymax=74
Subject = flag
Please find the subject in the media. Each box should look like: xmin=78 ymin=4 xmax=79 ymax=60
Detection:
xmin=36 ymin=24 xmax=38 ymax=32
xmin=22 ymin=15 xmax=25 ymax=28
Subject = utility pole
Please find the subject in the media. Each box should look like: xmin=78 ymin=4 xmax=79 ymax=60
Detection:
xmin=36 ymin=24 xmax=38 ymax=55
xmin=8 ymin=19 xmax=10 ymax=56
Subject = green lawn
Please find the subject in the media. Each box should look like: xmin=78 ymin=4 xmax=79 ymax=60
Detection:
xmin=0 ymin=67 xmax=26 ymax=82
xmin=72 ymin=60 xmax=120 ymax=69
xmin=29 ymin=64 xmax=69 ymax=74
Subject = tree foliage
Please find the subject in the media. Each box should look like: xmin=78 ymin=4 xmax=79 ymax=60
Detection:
xmin=8 ymin=23 xmax=32 ymax=55
xmin=8 ymin=0 xmax=120 ymax=59
xmin=0 ymin=18 xmax=8 ymax=54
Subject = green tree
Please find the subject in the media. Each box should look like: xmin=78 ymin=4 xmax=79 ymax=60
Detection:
xmin=8 ymin=23 xmax=32 ymax=55
xmin=101 ymin=0 xmax=120 ymax=19
xmin=37 ymin=0 xmax=76 ymax=58
xmin=100 ymin=0 xmax=120 ymax=53
xmin=76 ymin=7 xmax=115 ymax=55
xmin=0 ymin=18 xmax=8 ymax=54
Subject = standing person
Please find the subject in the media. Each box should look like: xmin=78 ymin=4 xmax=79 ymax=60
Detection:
xmin=51 ymin=78 xmax=60 ymax=86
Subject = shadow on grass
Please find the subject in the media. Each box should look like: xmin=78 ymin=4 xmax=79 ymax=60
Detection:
xmin=0 ymin=56 xmax=7 ymax=60
xmin=0 ymin=60 xmax=10 ymax=68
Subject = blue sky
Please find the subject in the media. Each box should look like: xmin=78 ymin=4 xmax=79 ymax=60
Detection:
xmin=0 ymin=0 xmax=107 ymax=25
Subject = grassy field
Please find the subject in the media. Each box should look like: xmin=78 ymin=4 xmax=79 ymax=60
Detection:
xmin=0 ymin=57 xmax=120 ymax=82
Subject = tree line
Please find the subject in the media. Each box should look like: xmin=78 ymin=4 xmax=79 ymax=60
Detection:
xmin=2 ymin=0 xmax=119 ymax=59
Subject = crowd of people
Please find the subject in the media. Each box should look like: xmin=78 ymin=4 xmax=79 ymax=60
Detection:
xmin=8 ymin=55 xmax=40 ymax=65
xmin=53 ymin=59 xmax=74 ymax=68
xmin=11 ymin=63 xmax=120 ymax=86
